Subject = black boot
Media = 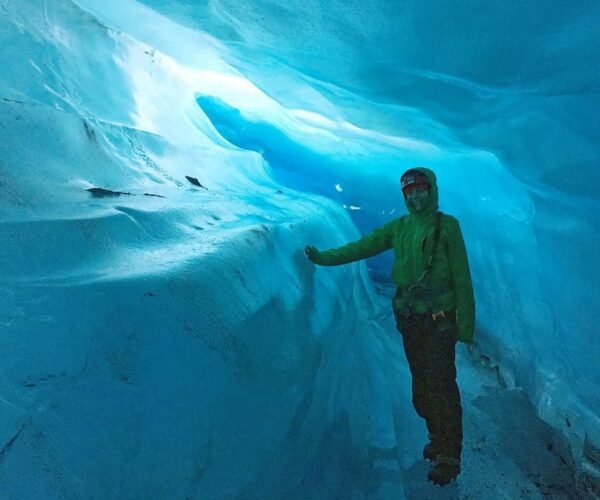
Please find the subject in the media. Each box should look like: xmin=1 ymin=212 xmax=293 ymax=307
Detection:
xmin=427 ymin=457 xmax=460 ymax=486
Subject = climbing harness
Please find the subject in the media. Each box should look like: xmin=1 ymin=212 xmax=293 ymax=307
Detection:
xmin=395 ymin=211 xmax=445 ymax=319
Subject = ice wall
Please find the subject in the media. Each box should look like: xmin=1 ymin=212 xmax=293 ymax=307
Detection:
xmin=0 ymin=1 xmax=420 ymax=497
xmin=1 ymin=0 xmax=599 ymax=496
xmin=125 ymin=0 xmax=600 ymax=466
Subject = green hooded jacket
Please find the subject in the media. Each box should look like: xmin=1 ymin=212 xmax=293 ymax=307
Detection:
xmin=311 ymin=167 xmax=475 ymax=343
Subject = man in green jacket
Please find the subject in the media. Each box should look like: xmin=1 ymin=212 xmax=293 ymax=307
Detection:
xmin=304 ymin=167 xmax=475 ymax=485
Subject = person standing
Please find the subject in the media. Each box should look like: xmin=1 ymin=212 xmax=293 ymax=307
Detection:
xmin=304 ymin=167 xmax=475 ymax=485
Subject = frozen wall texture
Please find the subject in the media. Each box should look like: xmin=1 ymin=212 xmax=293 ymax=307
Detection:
xmin=0 ymin=0 xmax=599 ymax=497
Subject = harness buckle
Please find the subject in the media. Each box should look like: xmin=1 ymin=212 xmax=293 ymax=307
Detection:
xmin=431 ymin=311 xmax=446 ymax=321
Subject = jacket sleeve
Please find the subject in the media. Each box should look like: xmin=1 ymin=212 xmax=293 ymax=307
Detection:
xmin=314 ymin=222 xmax=394 ymax=266
xmin=446 ymin=218 xmax=475 ymax=343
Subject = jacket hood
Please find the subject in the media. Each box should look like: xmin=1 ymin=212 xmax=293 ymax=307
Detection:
xmin=402 ymin=167 xmax=439 ymax=216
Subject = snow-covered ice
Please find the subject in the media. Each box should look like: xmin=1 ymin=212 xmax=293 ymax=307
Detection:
xmin=1 ymin=0 xmax=599 ymax=497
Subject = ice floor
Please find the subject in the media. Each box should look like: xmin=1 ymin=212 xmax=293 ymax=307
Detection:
xmin=402 ymin=347 xmax=581 ymax=499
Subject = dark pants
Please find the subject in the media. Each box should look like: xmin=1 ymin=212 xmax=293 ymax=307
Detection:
xmin=394 ymin=310 xmax=463 ymax=462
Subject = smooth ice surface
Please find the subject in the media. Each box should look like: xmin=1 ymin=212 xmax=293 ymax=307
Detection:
xmin=1 ymin=0 xmax=599 ymax=497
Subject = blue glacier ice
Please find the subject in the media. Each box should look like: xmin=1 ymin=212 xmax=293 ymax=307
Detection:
xmin=1 ymin=0 xmax=599 ymax=498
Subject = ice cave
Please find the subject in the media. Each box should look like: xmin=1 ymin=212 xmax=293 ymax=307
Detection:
xmin=0 ymin=0 xmax=599 ymax=498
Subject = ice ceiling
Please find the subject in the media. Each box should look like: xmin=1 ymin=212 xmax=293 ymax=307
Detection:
xmin=0 ymin=0 xmax=599 ymax=497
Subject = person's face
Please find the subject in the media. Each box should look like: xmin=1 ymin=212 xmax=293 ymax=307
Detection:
xmin=406 ymin=186 xmax=430 ymax=212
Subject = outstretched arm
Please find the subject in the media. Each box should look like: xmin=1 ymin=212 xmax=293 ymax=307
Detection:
xmin=305 ymin=223 xmax=393 ymax=266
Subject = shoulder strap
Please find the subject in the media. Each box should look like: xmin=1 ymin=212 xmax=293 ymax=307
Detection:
xmin=427 ymin=211 xmax=443 ymax=271
xmin=418 ymin=211 xmax=443 ymax=286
